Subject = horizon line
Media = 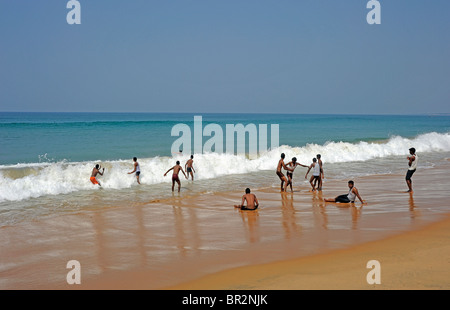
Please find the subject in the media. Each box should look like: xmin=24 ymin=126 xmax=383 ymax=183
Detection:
xmin=1 ymin=111 xmax=449 ymax=117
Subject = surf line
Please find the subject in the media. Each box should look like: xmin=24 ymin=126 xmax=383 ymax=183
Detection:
xmin=171 ymin=115 xmax=279 ymax=159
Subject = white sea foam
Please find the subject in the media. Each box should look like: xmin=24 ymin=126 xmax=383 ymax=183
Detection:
xmin=0 ymin=132 xmax=449 ymax=202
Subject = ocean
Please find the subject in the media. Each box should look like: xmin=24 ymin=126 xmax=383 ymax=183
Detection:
xmin=1 ymin=112 xmax=449 ymax=226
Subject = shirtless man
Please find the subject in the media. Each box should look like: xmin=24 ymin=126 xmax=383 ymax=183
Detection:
xmin=316 ymin=154 xmax=324 ymax=191
xmin=185 ymin=155 xmax=196 ymax=181
xmin=305 ymin=158 xmax=321 ymax=191
xmin=164 ymin=160 xmax=187 ymax=192
xmin=128 ymin=157 xmax=141 ymax=184
xmin=234 ymin=188 xmax=259 ymax=210
xmin=276 ymin=153 xmax=293 ymax=192
xmin=90 ymin=164 xmax=104 ymax=186
xmin=324 ymin=180 xmax=366 ymax=204
xmin=285 ymin=157 xmax=308 ymax=192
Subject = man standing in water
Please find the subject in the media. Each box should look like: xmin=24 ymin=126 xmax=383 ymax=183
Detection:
xmin=185 ymin=155 xmax=196 ymax=181
xmin=90 ymin=164 xmax=104 ymax=186
xmin=164 ymin=161 xmax=187 ymax=192
xmin=406 ymin=147 xmax=418 ymax=193
xmin=316 ymin=154 xmax=324 ymax=191
xmin=285 ymin=157 xmax=308 ymax=192
xmin=128 ymin=157 xmax=141 ymax=184
xmin=305 ymin=158 xmax=321 ymax=191
xmin=276 ymin=153 xmax=294 ymax=192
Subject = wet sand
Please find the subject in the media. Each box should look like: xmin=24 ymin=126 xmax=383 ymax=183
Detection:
xmin=0 ymin=160 xmax=449 ymax=290
xmin=167 ymin=214 xmax=450 ymax=290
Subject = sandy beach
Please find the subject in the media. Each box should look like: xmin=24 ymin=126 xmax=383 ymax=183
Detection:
xmin=166 ymin=214 xmax=450 ymax=290
xmin=1 ymin=158 xmax=449 ymax=290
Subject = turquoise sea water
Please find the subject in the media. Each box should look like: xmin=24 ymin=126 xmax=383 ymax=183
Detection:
xmin=0 ymin=112 xmax=449 ymax=225
xmin=1 ymin=112 xmax=449 ymax=165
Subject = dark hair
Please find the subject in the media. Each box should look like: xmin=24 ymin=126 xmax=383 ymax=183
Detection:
xmin=176 ymin=161 xmax=180 ymax=165
xmin=133 ymin=157 xmax=137 ymax=161
xmin=348 ymin=180 xmax=354 ymax=185
xmin=191 ymin=155 xmax=194 ymax=159
xmin=281 ymin=153 xmax=285 ymax=159
xmin=292 ymin=157 xmax=297 ymax=162
xmin=313 ymin=158 xmax=317 ymax=162
xmin=316 ymin=154 xmax=321 ymax=159
xmin=95 ymin=164 xmax=99 ymax=169
xmin=245 ymin=188 xmax=251 ymax=194
xmin=409 ymin=147 xmax=416 ymax=153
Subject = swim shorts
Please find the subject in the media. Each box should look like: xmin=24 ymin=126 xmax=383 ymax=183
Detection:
xmin=241 ymin=205 xmax=258 ymax=211
xmin=187 ymin=167 xmax=192 ymax=173
xmin=335 ymin=194 xmax=351 ymax=203
xmin=172 ymin=174 xmax=179 ymax=181
xmin=406 ymin=169 xmax=416 ymax=180
xmin=90 ymin=177 xmax=99 ymax=185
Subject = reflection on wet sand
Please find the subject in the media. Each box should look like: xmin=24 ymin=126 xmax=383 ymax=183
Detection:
xmin=281 ymin=193 xmax=301 ymax=240
xmin=239 ymin=208 xmax=260 ymax=243
xmin=409 ymin=192 xmax=420 ymax=220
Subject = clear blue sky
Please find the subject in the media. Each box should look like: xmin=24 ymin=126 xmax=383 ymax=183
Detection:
xmin=1 ymin=0 xmax=449 ymax=114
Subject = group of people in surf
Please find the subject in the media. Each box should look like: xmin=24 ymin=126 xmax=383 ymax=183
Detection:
xmin=89 ymin=155 xmax=195 ymax=192
xmin=90 ymin=147 xmax=419 ymax=212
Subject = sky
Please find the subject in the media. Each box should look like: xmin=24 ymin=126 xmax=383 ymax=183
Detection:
xmin=0 ymin=0 xmax=449 ymax=114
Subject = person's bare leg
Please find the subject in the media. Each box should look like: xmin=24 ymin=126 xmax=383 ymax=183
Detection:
xmin=406 ymin=179 xmax=413 ymax=193
xmin=309 ymin=175 xmax=315 ymax=191
xmin=177 ymin=179 xmax=181 ymax=192
xmin=171 ymin=180 xmax=175 ymax=192
xmin=283 ymin=176 xmax=289 ymax=192
xmin=324 ymin=198 xmax=335 ymax=202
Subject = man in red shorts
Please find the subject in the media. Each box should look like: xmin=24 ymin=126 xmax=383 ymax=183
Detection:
xmin=164 ymin=161 xmax=187 ymax=192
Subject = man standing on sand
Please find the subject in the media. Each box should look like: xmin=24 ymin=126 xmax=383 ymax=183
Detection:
xmin=316 ymin=154 xmax=324 ymax=191
xmin=406 ymin=147 xmax=418 ymax=193
xmin=276 ymin=153 xmax=294 ymax=192
xmin=90 ymin=164 xmax=104 ymax=186
xmin=164 ymin=160 xmax=187 ymax=192
xmin=234 ymin=188 xmax=259 ymax=210
xmin=305 ymin=158 xmax=321 ymax=191
xmin=185 ymin=155 xmax=196 ymax=181
xmin=128 ymin=157 xmax=141 ymax=184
